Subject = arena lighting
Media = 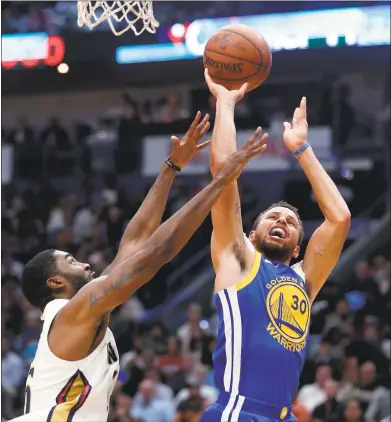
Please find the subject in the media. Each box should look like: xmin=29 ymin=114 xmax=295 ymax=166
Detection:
xmin=57 ymin=63 xmax=69 ymax=74
xmin=116 ymin=5 xmax=390 ymax=64
xmin=1 ymin=33 xmax=65 ymax=70
xmin=167 ymin=22 xmax=190 ymax=44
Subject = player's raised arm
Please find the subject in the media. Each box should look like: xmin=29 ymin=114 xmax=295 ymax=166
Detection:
xmin=204 ymin=69 xmax=268 ymax=278
xmin=102 ymin=112 xmax=211 ymax=275
xmin=283 ymin=97 xmax=351 ymax=301
xmin=54 ymin=135 xmax=267 ymax=326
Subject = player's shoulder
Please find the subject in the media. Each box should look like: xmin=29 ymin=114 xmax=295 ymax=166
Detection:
xmin=41 ymin=298 xmax=69 ymax=322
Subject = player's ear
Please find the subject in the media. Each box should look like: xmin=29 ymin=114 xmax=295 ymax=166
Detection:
xmin=47 ymin=276 xmax=66 ymax=293
xmin=293 ymin=245 xmax=300 ymax=259
xmin=248 ymin=231 xmax=256 ymax=242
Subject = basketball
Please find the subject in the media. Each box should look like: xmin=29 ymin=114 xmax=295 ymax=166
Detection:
xmin=203 ymin=24 xmax=272 ymax=92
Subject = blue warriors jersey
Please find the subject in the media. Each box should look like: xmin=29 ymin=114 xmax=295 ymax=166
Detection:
xmin=212 ymin=250 xmax=310 ymax=419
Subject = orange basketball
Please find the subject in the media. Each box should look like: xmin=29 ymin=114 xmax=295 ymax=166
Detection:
xmin=203 ymin=24 xmax=272 ymax=92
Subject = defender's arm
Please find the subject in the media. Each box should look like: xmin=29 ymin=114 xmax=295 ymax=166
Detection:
xmin=50 ymin=131 xmax=267 ymax=360
xmin=57 ymin=134 xmax=268 ymax=319
xmin=102 ymin=113 xmax=210 ymax=275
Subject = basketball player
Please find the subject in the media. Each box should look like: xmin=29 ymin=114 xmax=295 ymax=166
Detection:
xmin=202 ymin=70 xmax=351 ymax=422
xmin=10 ymin=114 xmax=269 ymax=422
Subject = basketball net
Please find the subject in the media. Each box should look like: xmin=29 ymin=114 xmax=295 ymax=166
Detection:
xmin=77 ymin=0 xmax=159 ymax=36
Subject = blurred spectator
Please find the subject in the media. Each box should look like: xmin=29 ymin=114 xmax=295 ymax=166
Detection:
xmin=41 ymin=118 xmax=73 ymax=177
xmin=134 ymin=368 xmax=173 ymax=403
xmin=20 ymin=309 xmax=42 ymax=365
xmin=372 ymin=255 xmax=390 ymax=295
xmin=155 ymin=92 xmax=188 ymax=123
xmin=312 ymin=379 xmax=340 ymax=422
xmin=115 ymin=101 xmax=142 ymax=174
xmin=342 ymin=398 xmax=364 ymax=422
xmin=353 ymin=361 xmax=378 ymax=411
xmin=144 ymin=323 xmax=168 ymax=355
xmin=342 ymin=260 xmax=382 ymax=316
xmin=2 ymin=337 xmax=25 ymax=397
xmin=297 ymin=364 xmax=331 ymax=412
xmin=365 ymin=384 xmax=391 ymax=422
xmin=9 ymin=116 xmax=40 ymax=179
xmin=173 ymin=377 xmax=205 ymax=422
xmin=110 ymin=393 xmax=133 ymax=422
xmin=323 ymin=299 xmax=354 ymax=336
xmin=72 ymin=203 xmax=97 ymax=244
xmin=174 ymin=364 xmax=218 ymax=408
xmin=130 ymin=380 xmax=173 ymax=422
xmin=157 ymin=336 xmax=183 ymax=378
xmin=178 ymin=303 xmax=207 ymax=356
xmin=335 ymin=83 xmax=356 ymax=147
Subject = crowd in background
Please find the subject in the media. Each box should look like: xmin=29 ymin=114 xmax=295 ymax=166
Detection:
xmin=2 ymin=245 xmax=391 ymax=421
xmin=3 ymin=73 xmax=374 ymax=183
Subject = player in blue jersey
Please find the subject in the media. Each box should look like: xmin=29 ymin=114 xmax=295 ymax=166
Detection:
xmin=201 ymin=70 xmax=351 ymax=422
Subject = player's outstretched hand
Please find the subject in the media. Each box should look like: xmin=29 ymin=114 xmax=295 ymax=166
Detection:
xmin=170 ymin=111 xmax=211 ymax=169
xmin=204 ymin=69 xmax=248 ymax=104
xmin=216 ymin=127 xmax=268 ymax=185
xmin=283 ymin=97 xmax=308 ymax=153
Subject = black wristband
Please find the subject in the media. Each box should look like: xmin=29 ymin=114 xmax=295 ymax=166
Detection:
xmin=165 ymin=157 xmax=182 ymax=172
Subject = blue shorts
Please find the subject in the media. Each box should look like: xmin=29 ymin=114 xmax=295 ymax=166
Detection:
xmin=200 ymin=392 xmax=297 ymax=422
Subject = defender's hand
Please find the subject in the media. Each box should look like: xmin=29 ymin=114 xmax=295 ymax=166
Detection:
xmin=216 ymin=127 xmax=268 ymax=185
xmin=170 ymin=112 xmax=211 ymax=169
xmin=204 ymin=69 xmax=248 ymax=104
xmin=283 ymin=97 xmax=308 ymax=152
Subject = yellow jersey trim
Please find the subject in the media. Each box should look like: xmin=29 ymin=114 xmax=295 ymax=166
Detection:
xmin=236 ymin=251 xmax=262 ymax=291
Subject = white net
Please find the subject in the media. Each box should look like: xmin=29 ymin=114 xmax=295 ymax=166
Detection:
xmin=77 ymin=0 xmax=159 ymax=36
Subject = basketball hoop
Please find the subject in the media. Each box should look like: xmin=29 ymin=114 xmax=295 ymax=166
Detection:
xmin=77 ymin=0 xmax=159 ymax=36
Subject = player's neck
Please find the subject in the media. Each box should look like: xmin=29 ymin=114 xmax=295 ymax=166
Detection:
xmin=52 ymin=292 xmax=72 ymax=301
xmin=259 ymin=249 xmax=292 ymax=267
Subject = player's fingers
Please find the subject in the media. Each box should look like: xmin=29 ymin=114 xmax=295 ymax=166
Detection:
xmin=248 ymin=144 xmax=267 ymax=159
xmin=239 ymin=82 xmax=249 ymax=95
xmin=301 ymin=96 xmax=307 ymax=119
xmin=189 ymin=111 xmax=202 ymax=134
xmin=196 ymin=139 xmax=211 ymax=151
xmin=292 ymin=108 xmax=300 ymax=126
xmin=283 ymin=122 xmax=291 ymax=131
xmin=256 ymin=132 xmax=268 ymax=146
xmin=196 ymin=114 xmax=210 ymax=132
xmin=204 ymin=69 xmax=213 ymax=85
xmin=198 ymin=121 xmax=211 ymax=138
xmin=247 ymin=127 xmax=262 ymax=145
xmin=171 ymin=136 xmax=180 ymax=145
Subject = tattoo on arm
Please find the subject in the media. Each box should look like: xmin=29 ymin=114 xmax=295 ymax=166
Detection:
xmin=89 ymin=264 xmax=150 ymax=308
xmin=235 ymin=202 xmax=241 ymax=214
xmin=315 ymin=246 xmax=325 ymax=257
xmin=89 ymin=238 xmax=176 ymax=308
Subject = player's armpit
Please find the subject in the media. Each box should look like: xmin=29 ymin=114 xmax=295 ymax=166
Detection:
xmin=302 ymin=219 xmax=350 ymax=301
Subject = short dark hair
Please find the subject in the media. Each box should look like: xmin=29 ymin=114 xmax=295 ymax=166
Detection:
xmin=252 ymin=200 xmax=304 ymax=246
xmin=21 ymin=249 xmax=57 ymax=310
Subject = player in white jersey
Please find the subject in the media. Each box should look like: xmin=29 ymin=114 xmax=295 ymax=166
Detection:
xmin=10 ymin=114 xmax=271 ymax=422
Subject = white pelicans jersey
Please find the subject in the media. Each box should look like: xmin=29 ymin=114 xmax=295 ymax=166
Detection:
xmin=11 ymin=299 xmax=119 ymax=422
